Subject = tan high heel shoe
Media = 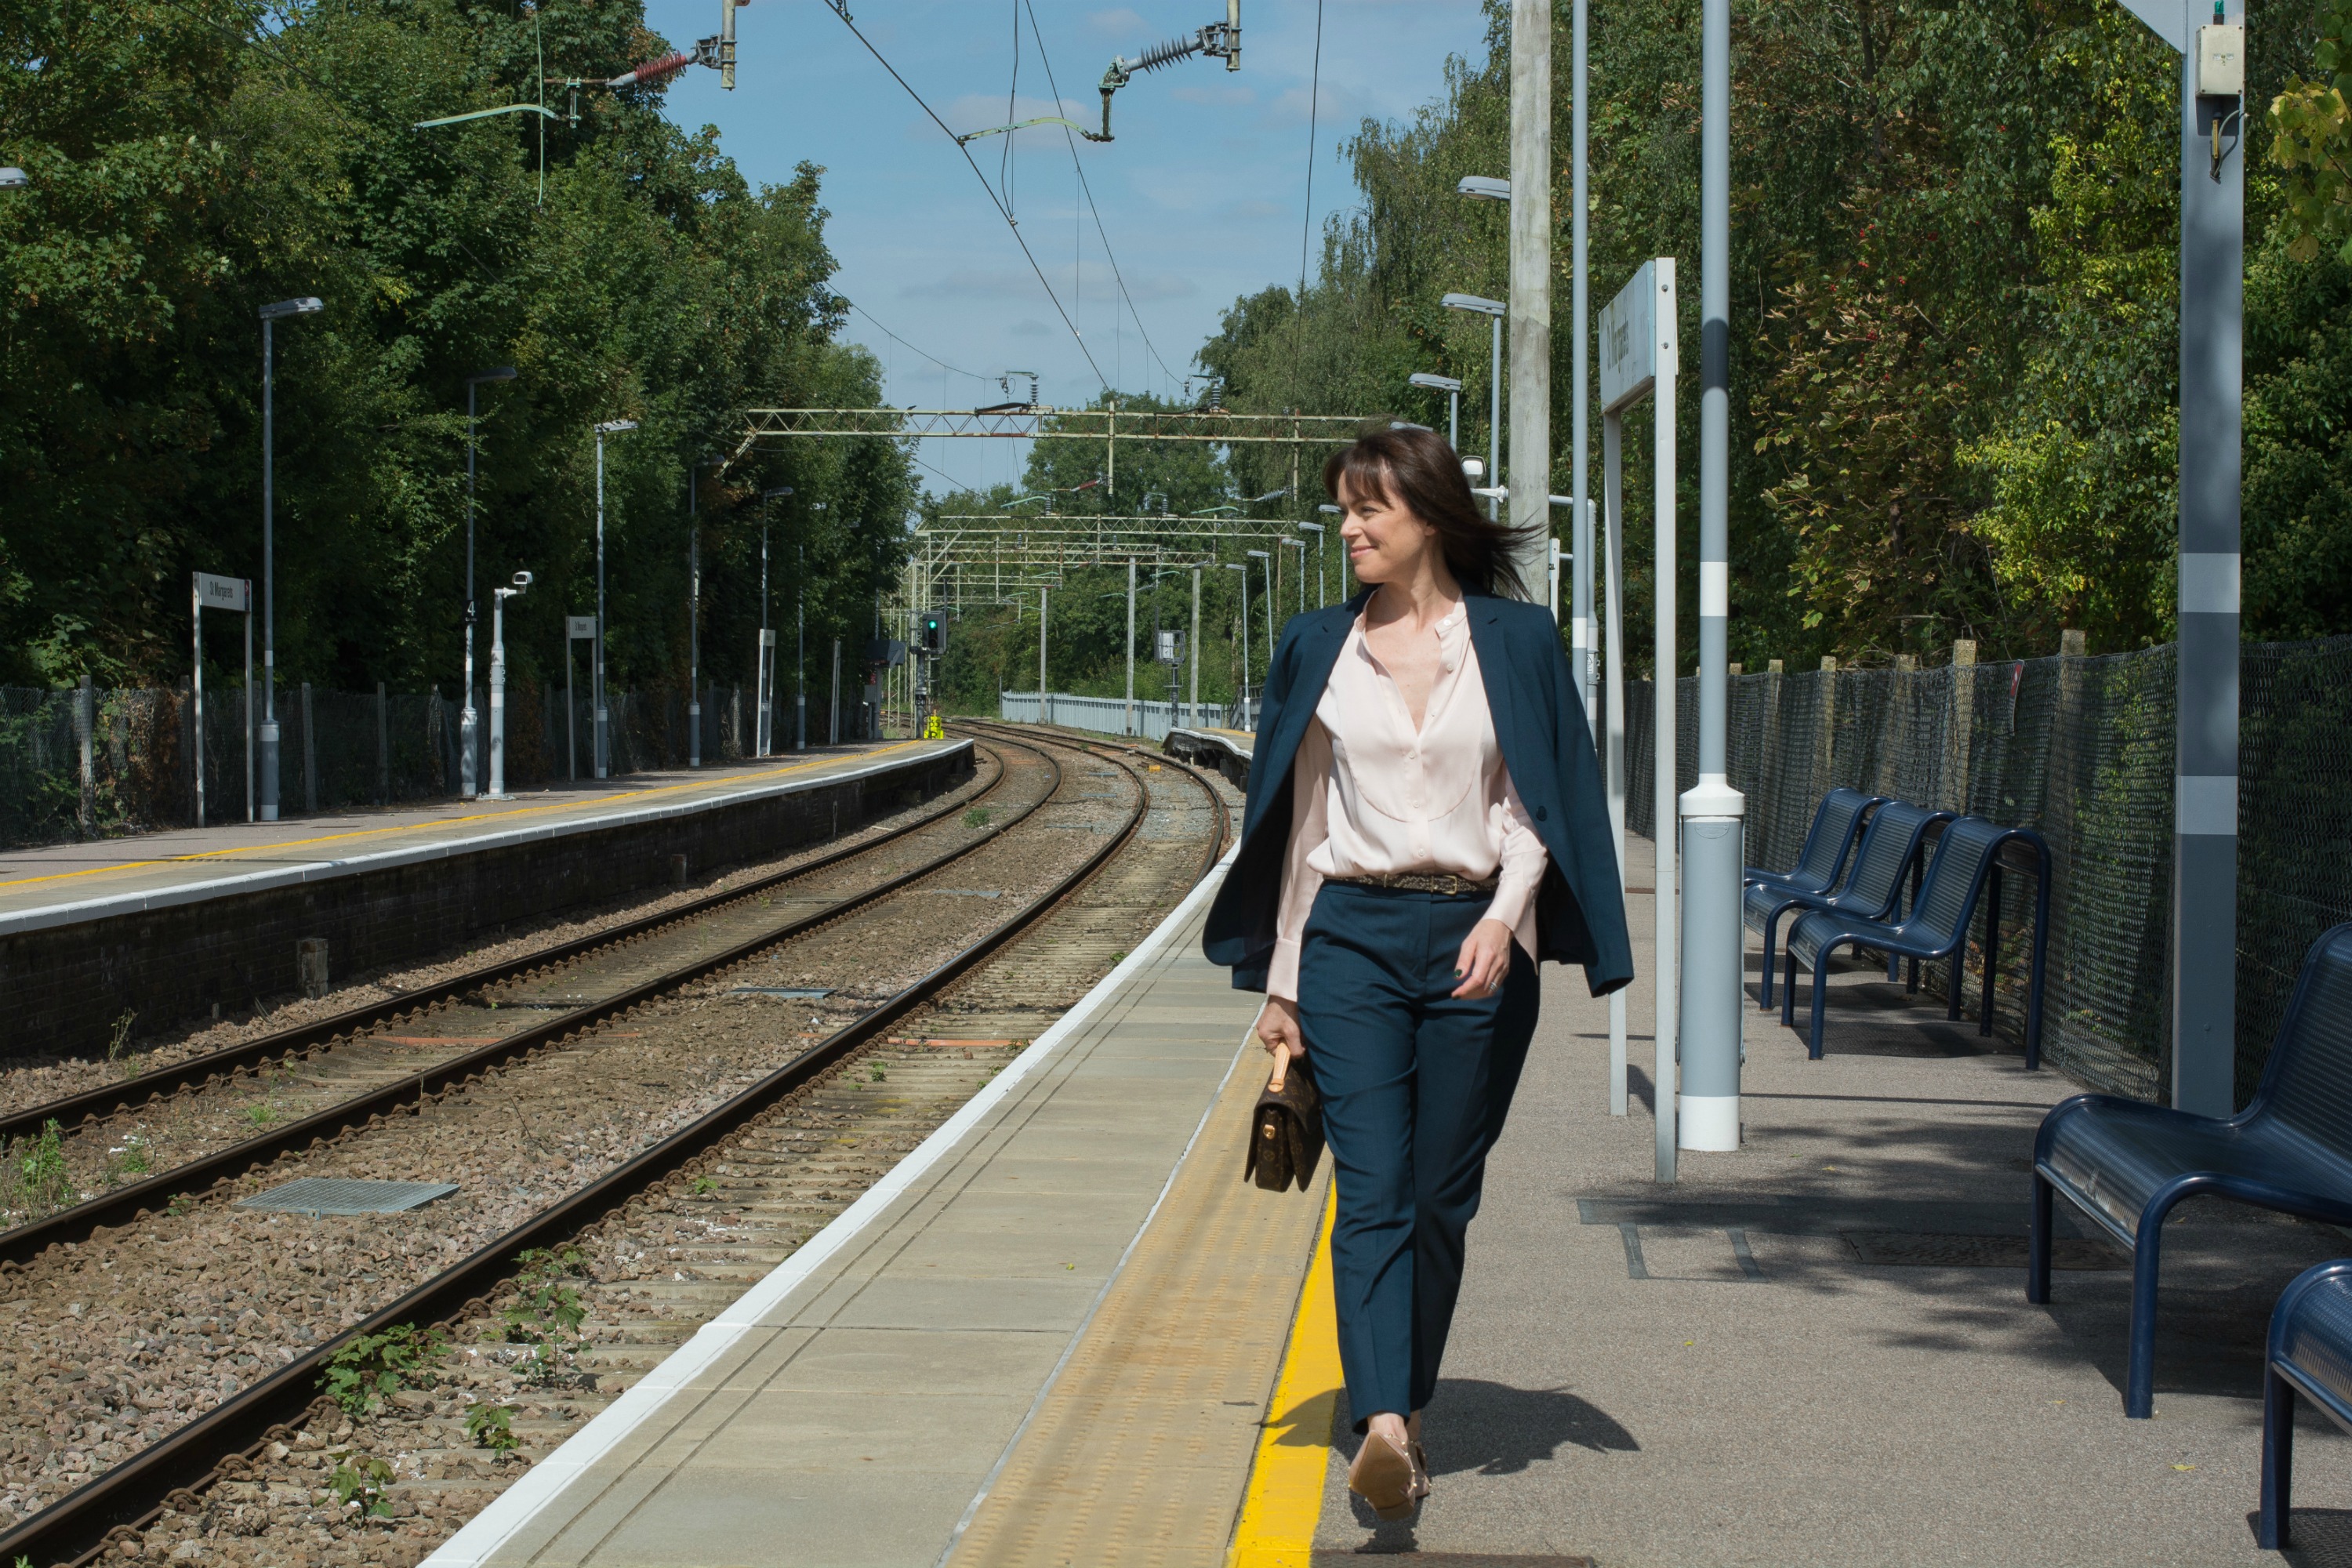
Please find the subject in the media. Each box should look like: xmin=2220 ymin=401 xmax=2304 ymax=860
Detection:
xmin=1348 ymin=1429 xmax=1417 ymax=1521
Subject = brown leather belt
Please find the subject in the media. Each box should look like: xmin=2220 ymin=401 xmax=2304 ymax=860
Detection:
xmin=1330 ymin=872 xmax=1500 ymax=897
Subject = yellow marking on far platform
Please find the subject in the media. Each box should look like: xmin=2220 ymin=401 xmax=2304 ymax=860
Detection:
xmin=0 ymin=742 xmax=927 ymax=895
xmin=1227 ymin=1185 xmax=1338 ymax=1568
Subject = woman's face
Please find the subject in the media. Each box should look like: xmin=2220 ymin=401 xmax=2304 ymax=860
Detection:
xmin=1337 ymin=471 xmax=1437 ymax=586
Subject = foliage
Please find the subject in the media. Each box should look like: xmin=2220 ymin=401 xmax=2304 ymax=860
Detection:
xmin=2270 ymin=0 xmax=2352 ymax=265
xmin=465 ymin=1401 xmax=517 ymax=1454
xmin=503 ymin=1243 xmax=587 ymax=1382
xmin=0 ymin=0 xmax=916 ymax=693
xmin=325 ymin=1451 xmax=396 ymax=1518
xmin=0 ymin=1119 xmax=73 ymax=1220
xmin=319 ymin=1323 xmax=448 ymax=1415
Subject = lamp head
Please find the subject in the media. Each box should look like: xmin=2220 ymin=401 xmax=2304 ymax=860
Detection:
xmin=512 ymin=570 xmax=533 ymax=589
xmin=1408 ymin=372 xmax=1463 ymax=393
xmin=593 ymin=419 xmax=638 ymax=434
xmin=1317 ymin=503 xmax=1341 ymax=514
xmin=0 ymin=168 xmax=27 ymax=189
xmin=1298 ymin=521 xmax=1324 ymax=535
xmin=1440 ymin=292 xmax=1506 ymax=318
xmin=260 ymin=296 xmax=325 ymax=320
xmin=1247 ymin=549 xmax=1269 ymax=560
xmin=1456 ymin=175 xmax=1511 ymax=202
xmin=1461 ymin=457 xmax=1486 ymax=481
xmin=470 ymin=366 xmax=520 ymax=385
xmin=763 ymin=485 xmax=792 ymax=502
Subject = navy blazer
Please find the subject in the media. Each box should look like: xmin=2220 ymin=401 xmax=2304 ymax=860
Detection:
xmin=1203 ymin=588 xmax=1635 ymax=997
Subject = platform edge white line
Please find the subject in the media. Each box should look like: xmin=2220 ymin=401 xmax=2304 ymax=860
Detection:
xmin=419 ymin=839 xmax=1238 ymax=1568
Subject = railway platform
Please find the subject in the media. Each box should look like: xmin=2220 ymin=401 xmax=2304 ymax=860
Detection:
xmin=2 ymin=741 xmax=972 ymax=1060
xmin=427 ymin=833 xmax=2350 ymax=1567
xmin=1163 ymin=726 xmax=1254 ymax=786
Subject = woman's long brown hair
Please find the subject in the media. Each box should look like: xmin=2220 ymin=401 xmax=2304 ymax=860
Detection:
xmin=1321 ymin=423 xmax=1535 ymax=600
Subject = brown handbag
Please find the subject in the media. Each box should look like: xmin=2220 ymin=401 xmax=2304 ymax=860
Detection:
xmin=1244 ymin=1051 xmax=1325 ymax=1192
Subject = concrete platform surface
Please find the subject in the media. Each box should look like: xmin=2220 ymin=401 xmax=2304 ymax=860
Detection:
xmin=423 ymin=854 xmax=1270 ymax=1568
xmin=1301 ymin=833 xmax=2351 ymax=1566
xmin=0 ymin=742 xmax=961 ymax=935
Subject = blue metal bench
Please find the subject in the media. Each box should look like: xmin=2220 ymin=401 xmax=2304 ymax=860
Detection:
xmin=1751 ymin=800 xmax=1949 ymax=1010
xmin=2259 ymin=1258 xmax=2352 ymax=1548
xmin=1742 ymin=788 xmax=1885 ymax=1004
xmin=1782 ymin=815 xmax=2051 ymax=1065
xmin=2032 ymin=922 xmax=2352 ymax=1419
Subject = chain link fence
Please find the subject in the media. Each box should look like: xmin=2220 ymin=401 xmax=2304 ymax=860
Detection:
xmin=0 ymin=679 xmax=768 ymax=851
xmin=1619 ymin=637 xmax=2352 ymax=1106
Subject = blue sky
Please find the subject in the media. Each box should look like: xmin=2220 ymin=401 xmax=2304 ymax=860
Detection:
xmin=637 ymin=0 xmax=1490 ymax=495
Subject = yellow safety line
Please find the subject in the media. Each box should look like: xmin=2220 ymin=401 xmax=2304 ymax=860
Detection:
xmin=0 ymin=742 xmax=929 ymax=895
xmin=1227 ymin=1185 xmax=1340 ymax=1568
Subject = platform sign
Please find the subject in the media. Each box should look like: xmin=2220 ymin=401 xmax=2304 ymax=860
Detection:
xmin=1156 ymin=630 xmax=1185 ymax=665
xmin=566 ymin=615 xmax=597 ymax=640
xmin=194 ymin=571 xmax=250 ymax=613
xmin=1599 ymin=260 xmax=1665 ymax=416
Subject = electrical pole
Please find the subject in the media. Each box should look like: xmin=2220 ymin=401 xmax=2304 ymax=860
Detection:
xmin=1677 ymin=0 xmax=1744 ymax=1156
xmin=1125 ymin=559 xmax=1138 ymax=737
xmin=1508 ymin=0 xmax=1552 ymax=604
xmin=1572 ymin=0 xmax=1595 ymax=726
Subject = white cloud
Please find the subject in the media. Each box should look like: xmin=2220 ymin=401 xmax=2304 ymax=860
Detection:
xmin=1087 ymin=7 xmax=1149 ymax=37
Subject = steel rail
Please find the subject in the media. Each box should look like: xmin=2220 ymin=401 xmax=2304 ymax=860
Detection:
xmin=0 ymin=744 xmax=986 ymax=1152
xmin=0 ymin=742 xmax=1045 ymax=1268
xmin=956 ymin=720 xmax=1231 ymax=878
xmin=0 ymin=731 xmax=1181 ymax=1568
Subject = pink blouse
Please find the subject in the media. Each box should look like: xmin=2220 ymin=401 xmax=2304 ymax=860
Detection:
xmin=1268 ymin=601 xmax=1548 ymax=1002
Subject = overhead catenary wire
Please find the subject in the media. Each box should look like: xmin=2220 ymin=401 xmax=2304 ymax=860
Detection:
xmin=1291 ymin=0 xmax=1326 ymax=413
xmin=822 ymin=2 xmax=1109 ymax=392
xmin=1020 ymin=0 xmax=1181 ymax=397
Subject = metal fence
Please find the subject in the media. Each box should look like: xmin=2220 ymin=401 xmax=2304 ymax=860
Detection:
xmin=997 ymin=691 xmax=1236 ymax=741
xmin=0 ymin=679 xmax=775 ymax=850
xmin=1618 ymin=637 xmax=2352 ymax=1106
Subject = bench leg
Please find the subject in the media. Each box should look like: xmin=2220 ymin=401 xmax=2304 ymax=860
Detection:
xmin=2027 ymin=1172 xmax=2053 ymax=1305
xmin=2126 ymin=1222 xmax=2165 ymax=1418
xmin=1948 ymin=952 xmax=1965 ymax=1021
xmin=2260 ymin=1364 xmax=2295 ymax=1549
xmin=1759 ymin=909 xmax=1780 ymax=1011
xmin=1808 ymin=945 xmax=1834 ymax=1060
xmin=1781 ymin=949 xmax=1799 ymax=1029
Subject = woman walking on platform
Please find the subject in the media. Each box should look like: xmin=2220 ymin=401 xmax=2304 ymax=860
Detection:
xmin=1204 ymin=425 xmax=1631 ymax=1519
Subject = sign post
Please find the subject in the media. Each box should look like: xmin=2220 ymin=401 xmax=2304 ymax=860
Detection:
xmin=1599 ymin=258 xmax=1679 ymax=1181
xmin=566 ymin=615 xmax=596 ymax=782
xmin=191 ymin=572 xmax=252 ymax=829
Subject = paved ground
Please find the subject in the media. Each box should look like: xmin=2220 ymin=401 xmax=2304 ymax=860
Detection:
xmin=0 ymin=742 xmax=951 ymax=927
xmin=1310 ymin=834 xmax=2352 ymax=1566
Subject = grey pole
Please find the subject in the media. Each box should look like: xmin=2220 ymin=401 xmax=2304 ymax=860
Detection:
xmin=1450 ymin=388 xmax=1460 ymax=453
xmin=460 ymin=367 xmax=517 ymax=799
xmin=1226 ymin=562 xmax=1251 ymax=717
xmin=688 ymin=464 xmax=702 ymax=768
xmin=1037 ymin=583 xmax=1048 ymax=725
xmin=1508 ymin=0 xmax=1552 ymax=604
xmin=594 ymin=434 xmax=606 ymax=778
xmin=1189 ymin=564 xmax=1201 ymax=724
xmin=1250 ymin=549 xmax=1273 ymax=675
xmin=829 ymin=637 xmax=841 ymax=745
xmin=1678 ymin=0 xmax=1744 ymax=1155
xmin=1125 ymin=558 xmax=1138 ymax=736
xmin=795 ymin=543 xmax=805 ymax=751
xmin=244 ymin=610 xmax=253 ymax=822
xmin=260 ymin=314 xmax=274 ymax=821
xmin=757 ymin=485 xmax=789 ymax=756
xmin=1571 ymin=0 xmax=1595 ymax=724
xmin=1301 ymin=521 xmax=1327 ymax=608
xmin=1489 ymin=313 xmax=1504 ymax=525
xmin=488 ymin=574 xmax=526 ymax=798
xmin=1602 ymin=412 xmax=1629 ymax=1115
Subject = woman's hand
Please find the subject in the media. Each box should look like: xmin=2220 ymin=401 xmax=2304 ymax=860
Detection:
xmin=1452 ymin=918 xmax=1515 ymax=1000
xmin=1254 ymin=997 xmax=1304 ymax=1090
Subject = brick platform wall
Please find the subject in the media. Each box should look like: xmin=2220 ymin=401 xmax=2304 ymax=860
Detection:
xmin=4 ymin=747 xmax=972 ymax=1065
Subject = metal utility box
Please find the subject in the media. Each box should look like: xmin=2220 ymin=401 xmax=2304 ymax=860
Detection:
xmin=1156 ymin=630 xmax=1185 ymax=664
xmin=2197 ymin=22 xmax=2243 ymax=97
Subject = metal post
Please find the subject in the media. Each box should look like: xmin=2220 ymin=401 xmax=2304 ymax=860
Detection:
xmin=302 ymin=681 xmax=315 ymax=814
xmin=1572 ymin=0 xmax=1594 ymax=722
xmin=259 ymin=316 xmax=279 ymax=821
xmin=593 ymin=434 xmax=608 ymax=778
xmin=688 ymin=466 xmax=701 ymax=768
xmin=2176 ymin=0 xmax=2242 ymax=1116
xmin=1602 ymin=411 xmax=1628 ymax=1116
xmin=1488 ymin=313 xmax=1504 ymax=524
xmin=565 ymin=636 xmax=575 ymax=782
xmin=758 ymin=517 xmax=771 ymax=755
xmin=461 ymin=379 xmax=479 ymax=799
xmin=1189 ymin=565 xmax=1201 ymax=724
xmin=1508 ymin=0 xmax=1552 ymax=603
xmin=1449 ymin=388 xmax=1460 ymax=453
xmin=795 ymin=543 xmax=806 ymax=751
xmin=488 ymin=592 xmax=509 ymax=797
xmin=829 ymin=637 xmax=841 ymax=745
xmin=1125 ymin=558 xmax=1137 ymax=737
xmin=1677 ymin=0 xmax=1744 ymax=1155
xmin=193 ymin=579 xmax=207 ymax=829
xmin=376 ymin=681 xmax=387 ymax=807
xmin=1038 ymin=583 xmax=1048 ymax=725
xmin=1653 ymin=263 xmax=1679 ymax=1181
xmin=1256 ymin=550 xmax=1274 ymax=669
xmin=243 ymin=608 xmax=254 ymax=823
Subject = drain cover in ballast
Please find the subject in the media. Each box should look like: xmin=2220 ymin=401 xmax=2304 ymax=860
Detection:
xmin=235 ymin=1178 xmax=459 ymax=1217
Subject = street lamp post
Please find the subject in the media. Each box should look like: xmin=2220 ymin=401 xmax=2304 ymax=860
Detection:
xmin=758 ymin=486 xmax=790 ymax=756
xmin=1299 ymin=521 xmax=1327 ymax=608
xmin=1279 ymin=537 xmax=1307 ymax=618
xmin=1223 ymin=561 xmax=1252 ymax=720
xmin=688 ymin=462 xmax=706 ymax=768
xmin=590 ymin=418 xmax=637 ymax=779
xmin=1409 ymin=372 xmax=1464 ymax=453
xmin=1441 ymin=292 xmax=1507 ymax=523
xmin=488 ymin=570 xmax=531 ymax=797
xmin=460 ymin=367 xmax=518 ymax=799
xmin=1247 ymin=548 xmax=1272 ymax=673
xmin=256 ymin=296 xmax=323 ymax=821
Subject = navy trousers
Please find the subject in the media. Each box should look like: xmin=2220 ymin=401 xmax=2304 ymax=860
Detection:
xmin=1297 ymin=881 xmax=1540 ymax=1425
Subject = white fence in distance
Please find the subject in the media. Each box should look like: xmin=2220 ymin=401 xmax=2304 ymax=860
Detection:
xmin=996 ymin=691 xmax=1247 ymax=741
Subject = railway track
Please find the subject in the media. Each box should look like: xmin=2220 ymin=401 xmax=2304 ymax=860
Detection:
xmin=0 ymin=744 xmax=1025 ymax=1264
xmin=0 ymin=727 xmax=1229 ymax=1568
